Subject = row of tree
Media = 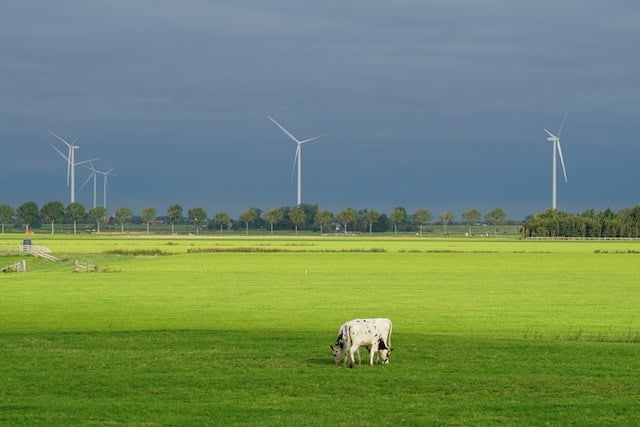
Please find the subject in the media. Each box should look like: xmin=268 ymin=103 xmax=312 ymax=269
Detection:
xmin=0 ymin=201 xmax=511 ymax=235
xmin=523 ymin=206 xmax=640 ymax=238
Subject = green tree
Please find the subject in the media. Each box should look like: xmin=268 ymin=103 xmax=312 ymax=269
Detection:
xmin=214 ymin=211 xmax=231 ymax=233
xmin=66 ymin=202 xmax=86 ymax=235
xmin=363 ymin=209 xmax=380 ymax=235
xmin=336 ymin=208 xmax=357 ymax=233
xmin=298 ymin=203 xmax=319 ymax=230
xmin=114 ymin=207 xmax=133 ymax=233
xmin=485 ymin=207 xmax=507 ymax=236
xmin=289 ymin=207 xmax=306 ymax=235
xmin=239 ymin=207 xmax=260 ymax=235
xmin=389 ymin=206 xmax=407 ymax=236
xmin=167 ymin=204 xmax=183 ymax=235
xmin=17 ymin=201 xmax=40 ymax=234
xmin=439 ymin=211 xmax=455 ymax=236
xmin=88 ymin=206 xmax=108 ymax=233
xmin=140 ymin=206 xmax=157 ymax=234
xmin=0 ymin=204 xmax=14 ymax=234
xmin=412 ymin=208 xmax=432 ymax=236
xmin=187 ymin=207 xmax=207 ymax=236
xmin=262 ymin=208 xmax=284 ymax=235
xmin=314 ymin=210 xmax=333 ymax=234
xmin=40 ymin=201 xmax=65 ymax=234
xmin=461 ymin=208 xmax=481 ymax=235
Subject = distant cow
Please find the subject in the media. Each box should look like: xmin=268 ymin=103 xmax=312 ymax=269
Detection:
xmin=331 ymin=318 xmax=393 ymax=367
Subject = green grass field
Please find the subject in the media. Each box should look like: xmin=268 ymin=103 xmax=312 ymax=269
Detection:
xmin=1 ymin=234 xmax=639 ymax=425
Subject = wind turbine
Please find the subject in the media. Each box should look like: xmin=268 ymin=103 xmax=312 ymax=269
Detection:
xmin=267 ymin=115 xmax=327 ymax=206
xmin=49 ymin=130 xmax=97 ymax=204
xmin=544 ymin=109 xmax=569 ymax=210
xmin=95 ymin=165 xmax=118 ymax=212
xmin=79 ymin=161 xmax=99 ymax=209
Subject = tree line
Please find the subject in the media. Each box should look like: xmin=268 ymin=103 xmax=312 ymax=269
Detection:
xmin=522 ymin=206 xmax=640 ymax=238
xmin=0 ymin=201 xmax=511 ymax=235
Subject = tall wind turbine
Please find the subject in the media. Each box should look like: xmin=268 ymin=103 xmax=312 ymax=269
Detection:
xmin=544 ymin=110 xmax=569 ymax=210
xmin=49 ymin=130 xmax=96 ymax=204
xmin=267 ymin=115 xmax=327 ymax=206
xmin=96 ymin=165 xmax=118 ymax=212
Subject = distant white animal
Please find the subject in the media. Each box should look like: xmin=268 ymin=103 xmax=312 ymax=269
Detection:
xmin=331 ymin=318 xmax=393 ymax=368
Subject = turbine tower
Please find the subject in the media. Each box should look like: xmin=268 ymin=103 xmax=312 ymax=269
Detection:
xmin=267 ymin=115 xmax=327 ymax=206
xmin=49 ymin=130 xmax=96 ymax=204
xmin=544 ymin=110 xmax=569 ymax=210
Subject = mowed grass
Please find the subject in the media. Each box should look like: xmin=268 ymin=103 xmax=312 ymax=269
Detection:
xmin=1 ymin=235 xmax=640 ymax=425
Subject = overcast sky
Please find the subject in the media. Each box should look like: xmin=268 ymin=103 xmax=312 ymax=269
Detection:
xmin=2 ymin=1 xmax=639 ymax=221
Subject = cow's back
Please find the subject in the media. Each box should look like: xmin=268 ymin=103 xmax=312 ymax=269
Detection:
xmin=346 ymin=318 xmax=391 ymax=347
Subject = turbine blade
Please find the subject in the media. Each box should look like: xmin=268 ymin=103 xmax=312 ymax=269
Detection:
xmin=105 ymin=165 xmax=118 ymax=175
xmin=299 ymin=132 xmax=329 ymax=144
xmin=557 ymin=107 xmax=570 ymax=136
xmin=75 ymin=157 xmax=101 ymax=166
xmin=290 ymin=146 xmax=300 ymax=182
xmin=72 ymin=129 xmax=86 ymax=145
xmin=48 ymin=130 xmax=72 ymax=148
xmin=50 ymin=144 xmax=69 ymax=161
xmin=544 ymin=129 xmax=556 ymax=139
xmin=557 ymin=141 xmax=568 ymax=182
xmin=79 ymin=173 xmax=93 ymax=191
xmin=268 ymin=115 xmax=301 ymax=144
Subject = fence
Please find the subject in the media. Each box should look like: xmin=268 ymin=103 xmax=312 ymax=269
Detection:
xmin=20 ymin=245 xmax=61 ymax=261
xmin=1 ymin=260 xmax=26 ymax=273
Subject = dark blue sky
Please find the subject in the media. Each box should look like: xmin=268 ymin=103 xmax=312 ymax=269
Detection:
xmin=2 ymin=1 xmax=639 ymax=220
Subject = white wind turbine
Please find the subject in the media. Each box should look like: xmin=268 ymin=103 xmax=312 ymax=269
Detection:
xmin=544 ymin=110 xmax=569 ymax=210
xmin=96 ymin=165 xmax=118 ymax=212
xmin=79 ymin=161 xmax=99 ymax=209
xmin=267 ymin=115 xmax=327 ymax=206
xmin=49 ymin=130 xmax=97 ymax=204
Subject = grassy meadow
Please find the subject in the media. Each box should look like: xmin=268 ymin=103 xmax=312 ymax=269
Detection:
xmin=1 ymin=233 xmax=640 ymax=425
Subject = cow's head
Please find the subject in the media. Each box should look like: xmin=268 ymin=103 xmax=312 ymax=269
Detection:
xmin=377 ymin=338 xmax=392 ymax=364
xmin=377 ymin=347 xmax=392 ymax=364
xmin=330 ymin=344 xmax=343 ymax=365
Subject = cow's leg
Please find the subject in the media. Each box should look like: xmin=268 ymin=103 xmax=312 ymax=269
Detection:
xmin=368 ymin=343 xmax=378 ymax=365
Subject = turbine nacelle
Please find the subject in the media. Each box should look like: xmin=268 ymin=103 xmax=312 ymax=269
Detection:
xmin=544 ymin=129 xmax=558 ymax=142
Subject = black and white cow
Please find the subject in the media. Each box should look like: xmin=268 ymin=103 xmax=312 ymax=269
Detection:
xmin=331 ymin=318 xmax=393 ymax=367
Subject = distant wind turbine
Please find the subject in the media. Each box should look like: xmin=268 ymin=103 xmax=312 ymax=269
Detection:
xmin=79 ymin=161 xmax=99 ymax=209
xmin=49 ymin=130 xmax=98 ymax=204
xmin=95 ymin=165 xmax=118 ymax=212
xmin=267 ymin=115 xmax=327 ymax=206
xmin=544 ymin=109 xmax=569 ymax=210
